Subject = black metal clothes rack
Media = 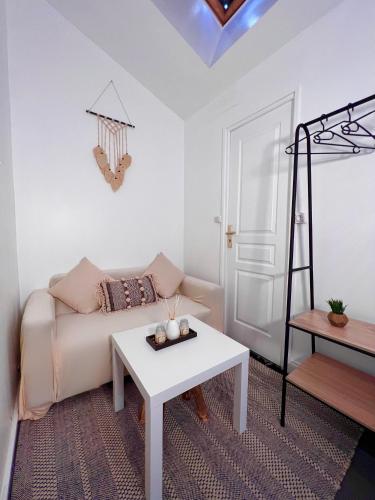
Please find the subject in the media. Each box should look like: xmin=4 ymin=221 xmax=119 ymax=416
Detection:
xmin=280 ymin=93 xmax=375 ymax=430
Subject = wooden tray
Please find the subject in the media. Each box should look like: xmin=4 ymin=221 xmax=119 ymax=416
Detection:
xmin=146 ymin=328 xmax=197 ymax=351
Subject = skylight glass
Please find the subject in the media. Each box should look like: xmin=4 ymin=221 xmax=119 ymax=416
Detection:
xmin=151 ymin=0 xmax=279 ymax=66
xmin=206 ymin=0 xmax=247 ymax=25
xmin=219 ymin=0 xmax=233 ymax=11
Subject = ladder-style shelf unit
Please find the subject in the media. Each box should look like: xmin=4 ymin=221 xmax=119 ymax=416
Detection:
xmin=288 ymin=311 xmax=375 ymax=431
xmin=280 ymin=93 xmax=375 ymax=432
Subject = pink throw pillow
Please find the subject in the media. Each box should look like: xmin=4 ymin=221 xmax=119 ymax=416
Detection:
xmin=49 ymin=257 xmax=110 ymax=314
xmin=143 ymin=253 xmax=185 ymax=298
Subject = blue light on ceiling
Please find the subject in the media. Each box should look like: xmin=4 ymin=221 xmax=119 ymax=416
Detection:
xmin=245 ymin=12 xmax=260 ymax=29
xmin=219 ymin=0 xmax=234 ymax=11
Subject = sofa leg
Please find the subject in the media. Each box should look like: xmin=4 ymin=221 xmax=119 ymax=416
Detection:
xmin=139 ymin=385 xmax=208 ymax=423
xmin=191 ymin=386 xmax=209 ymax=422
xmin=182 ymin=390 xmax=191 ymax=400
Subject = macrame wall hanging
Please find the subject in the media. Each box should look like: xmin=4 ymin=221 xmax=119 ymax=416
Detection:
xmin=86 ymin=80 xmax=135 ymax=192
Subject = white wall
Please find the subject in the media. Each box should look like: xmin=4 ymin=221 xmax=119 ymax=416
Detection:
xmin=185 ymin=0 xmax=375 ymax=375
xmin=7 ymin=0 xmax=184 ymax=305
xmin=0 ymin=0 xmax=20 ymax=494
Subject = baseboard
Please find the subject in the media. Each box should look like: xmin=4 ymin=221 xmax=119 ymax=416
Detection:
xmin=0 ymin=396 xmax=18 ymax=500
xmin=250 ymin=350 xmax=303 ymax=373
xmin=250 ymin=351 xmax=282 ymax=373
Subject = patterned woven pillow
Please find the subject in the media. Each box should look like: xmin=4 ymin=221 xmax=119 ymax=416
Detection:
xmin=98 ymin=275 xmax=158 ymax=313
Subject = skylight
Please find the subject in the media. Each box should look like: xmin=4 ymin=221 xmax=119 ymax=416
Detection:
xmin=206 ymin=0 xmax=247 ymax=25
xmin=151 ymin=0 xmax=279 ymax=66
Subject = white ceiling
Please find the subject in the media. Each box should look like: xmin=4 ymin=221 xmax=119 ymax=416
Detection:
xmin=47 ymin=0 xmax=343 ymax=119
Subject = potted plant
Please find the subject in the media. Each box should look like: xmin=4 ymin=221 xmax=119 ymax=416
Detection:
xmin=327 ymin=299 xmax=348 ymax=327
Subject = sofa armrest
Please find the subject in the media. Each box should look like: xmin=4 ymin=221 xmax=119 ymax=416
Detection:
xmin=180 ymin=275 xmax=224 ymax=332
xmin=19 ymin=289 xmax=57 ymax=420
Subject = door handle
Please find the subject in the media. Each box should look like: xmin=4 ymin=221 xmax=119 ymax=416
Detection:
xmin=225 ymin=224 xmax=236 ymax=248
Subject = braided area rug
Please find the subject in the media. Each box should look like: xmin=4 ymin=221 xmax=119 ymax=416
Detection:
xmin=11 ymin=358 xmax=361 ymax=499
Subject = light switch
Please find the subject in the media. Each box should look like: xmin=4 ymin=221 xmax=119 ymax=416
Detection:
xmin=214 ymin=216 xmax=222 ymax=224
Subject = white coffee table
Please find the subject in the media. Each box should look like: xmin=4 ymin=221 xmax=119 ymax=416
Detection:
xmin=112 ymin=314 xmax=249 ymax=500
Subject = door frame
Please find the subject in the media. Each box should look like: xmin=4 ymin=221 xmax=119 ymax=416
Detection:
xmin=219 ymin=90 xmax=300 ymax=362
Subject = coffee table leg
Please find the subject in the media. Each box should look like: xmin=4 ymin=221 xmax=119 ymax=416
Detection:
xmin=112 ymin=345 xmax=124 ymax=412
xmin=145 ymin=398 xmax=163 ymax=500
xmin=233 ymin=355 xmax=249 ymax=433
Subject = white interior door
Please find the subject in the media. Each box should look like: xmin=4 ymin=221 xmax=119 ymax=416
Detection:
xmin=225 ymin=98 xmax=293 ymax=365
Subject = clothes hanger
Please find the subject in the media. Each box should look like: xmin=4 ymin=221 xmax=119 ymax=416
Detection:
xmin=341 ymin=105 xmax=375 ymax=141
xmin=286 ymin=114 xmax=362 ymax=155
xmin=312 ymin=115 xmax=361 ymax=153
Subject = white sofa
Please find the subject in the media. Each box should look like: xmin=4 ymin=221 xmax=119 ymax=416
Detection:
xmin=19 ymin=266 xmax=224 ymax=420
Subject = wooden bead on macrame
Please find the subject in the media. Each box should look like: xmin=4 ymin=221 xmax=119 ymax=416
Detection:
xmin=92 ymin=117 xmax=132 ymax=192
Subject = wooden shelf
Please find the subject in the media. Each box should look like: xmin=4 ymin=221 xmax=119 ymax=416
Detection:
xmin=289 ymin=309 xmax=375 ymax=356
xmin=287 ymin=353 xmax=375 ymax=431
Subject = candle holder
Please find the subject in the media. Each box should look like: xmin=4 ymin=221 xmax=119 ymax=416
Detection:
xmin=180 ymin=318 xmax=190 ymax=336
xmin=154 ymin=324 xmax=167 ymax=345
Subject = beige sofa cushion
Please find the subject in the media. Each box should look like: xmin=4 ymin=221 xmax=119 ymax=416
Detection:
xmin=55 ymin=299 xmax=76 ymax=317
xmin=49 ymin=258 xmax=110 ymax=314
xmin=50 ymin=266 xmax=146 ymax=288
xmin=143 ymin=253 xmax=185 ymax=298
xmin=52 ymin=266 xmax=148 ymax=317
xmin=55 ymin=295 xmax=210 ymax=401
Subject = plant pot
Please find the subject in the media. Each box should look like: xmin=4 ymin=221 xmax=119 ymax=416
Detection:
xmin=166 ymin=319 xmax=180 ymax=340
xmin=327 ymin=312 xmax=348 ymax=328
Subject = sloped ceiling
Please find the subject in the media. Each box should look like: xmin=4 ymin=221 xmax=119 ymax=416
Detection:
xmin=47 ymin=0 xmax=343 ymax=118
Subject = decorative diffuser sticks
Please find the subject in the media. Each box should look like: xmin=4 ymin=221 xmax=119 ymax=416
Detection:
xmin=86 ymin=80 xmax=135 ymax=192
